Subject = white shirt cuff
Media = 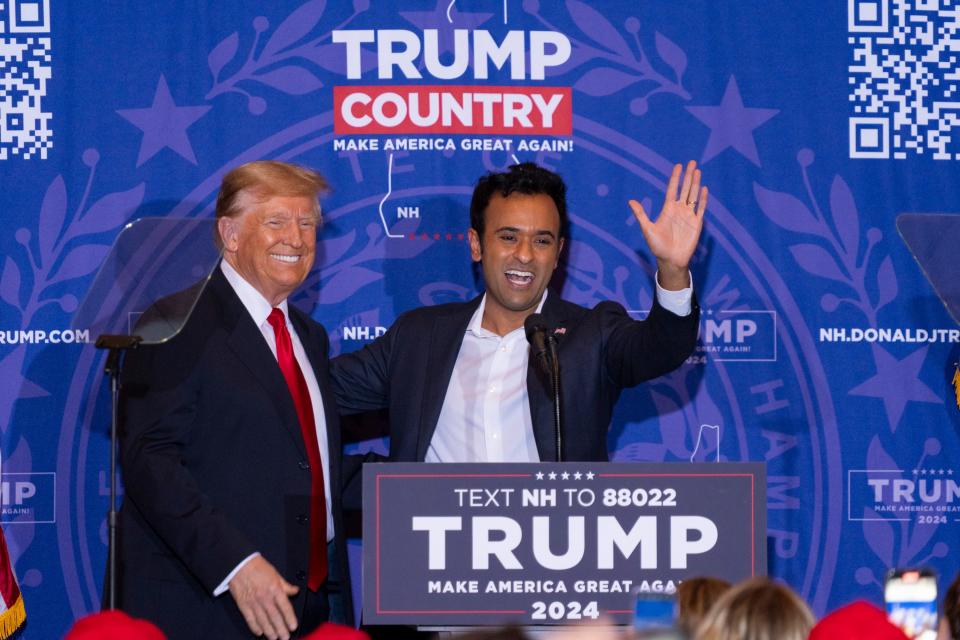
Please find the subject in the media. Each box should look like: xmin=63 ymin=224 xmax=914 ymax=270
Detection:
xmin=655 ymin=271 xmax=693 ymax=317
xmin=213 ymin=552 xmax=260 ymax=596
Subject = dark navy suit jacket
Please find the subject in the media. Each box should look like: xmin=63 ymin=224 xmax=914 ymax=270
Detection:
xmin=331 ymin=291 xmax=699 ymax=462
xmin=118 ymin=268 xmax=353 ymax=638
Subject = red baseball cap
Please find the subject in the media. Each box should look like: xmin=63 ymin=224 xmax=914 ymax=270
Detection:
xmin=302 ymin=622 xmax=371 ymax=640
xmin=65 ymin=610 xmax=166 ymax=639
xmin=808 ymin=601 xmax=910 ymax=640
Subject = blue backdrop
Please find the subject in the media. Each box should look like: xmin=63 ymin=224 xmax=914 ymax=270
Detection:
xmin=1 ymin=1 xmax=958 ymax=637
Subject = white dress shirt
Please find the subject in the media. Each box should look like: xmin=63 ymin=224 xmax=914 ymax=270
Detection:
xmin=426 ymin=293 xmax=547 ymax=463
xmin=214 ymin=260 xmax=334 ymax=595
xmin=427 ymin=273 xmax=693 ymax=463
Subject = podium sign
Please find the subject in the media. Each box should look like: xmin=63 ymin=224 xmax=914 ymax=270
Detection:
xmin=363 ymin=462 xmax=766 ymax=626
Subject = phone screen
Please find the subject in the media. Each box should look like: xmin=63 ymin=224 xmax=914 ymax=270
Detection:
xmin=634 ymin=592 xmax=676 ymax=630
xmin=884 ymin=569 xmax=938 ymax=640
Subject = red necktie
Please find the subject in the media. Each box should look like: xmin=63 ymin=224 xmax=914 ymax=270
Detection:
xmin=267 ymin=308 xmax=327 ymax=590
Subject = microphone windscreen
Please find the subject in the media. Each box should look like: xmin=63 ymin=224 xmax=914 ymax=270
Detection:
xmin=524 ymin=313 xmax=547 ymax=343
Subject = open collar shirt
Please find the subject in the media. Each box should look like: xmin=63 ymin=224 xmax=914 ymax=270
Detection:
xmin=427 ymin=276 xmax=693 ymax=463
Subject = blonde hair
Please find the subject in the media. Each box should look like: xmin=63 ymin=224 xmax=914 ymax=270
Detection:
xmin=695 ymin=577 xmax=814 ymax=640
xmin=214 ymin=160 xmax=328 ymax=247
xmin=677 ymin=577 xmax=732 ymax=636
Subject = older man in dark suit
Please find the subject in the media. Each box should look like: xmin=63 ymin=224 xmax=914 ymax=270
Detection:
xmin=118 ymin=161 xmax=352 ymax=639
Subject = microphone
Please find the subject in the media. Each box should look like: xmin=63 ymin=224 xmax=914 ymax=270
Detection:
xmin=524 ymin=313 xmax=550 ymax=367
xmin=524 ymin=312 xmax=563 ymax=462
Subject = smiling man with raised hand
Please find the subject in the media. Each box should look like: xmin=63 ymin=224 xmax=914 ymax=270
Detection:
xmin=118 ymin=161 xmax=352 ymax=639
xmin=331 ymin=161 xmax=705 ymax=463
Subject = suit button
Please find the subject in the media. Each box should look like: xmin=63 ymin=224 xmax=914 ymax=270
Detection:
xmin=296 ymin=514 xmax=308 ymax=525
xmin=296 ymin=570 xmax=306 ymax=581
xmin=298 ymin=461 xmax=310 ymax=470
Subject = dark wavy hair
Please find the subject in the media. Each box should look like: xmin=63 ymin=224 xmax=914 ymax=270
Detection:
xmin=469 ymin=162 xmax=568 ymax=242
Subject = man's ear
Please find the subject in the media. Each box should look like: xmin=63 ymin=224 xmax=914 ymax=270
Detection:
xmin=555 ymin=237 xmax=565 ymax=268
xmin=218 ymin=216 xmax=239 ymax=253
xmin=468 ymin=228 xmax=482 ymax=262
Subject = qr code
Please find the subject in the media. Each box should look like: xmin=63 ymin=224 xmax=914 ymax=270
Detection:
xmin=848 ymin=0 xmax=960 ymax=160
xmin=0 ymin=0 xmax=52 ymax=160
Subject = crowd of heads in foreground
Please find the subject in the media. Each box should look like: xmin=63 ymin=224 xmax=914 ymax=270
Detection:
xmin=66 ymin=570 xmax=960 ymax=639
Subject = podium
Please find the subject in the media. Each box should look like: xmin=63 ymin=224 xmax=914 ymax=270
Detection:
xmin=362 ymin=462 xmax=766 ymax=627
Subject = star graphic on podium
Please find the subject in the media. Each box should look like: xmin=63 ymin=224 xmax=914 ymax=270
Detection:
xmin=561 ymin=472 xmax=570 ymax=480
xmin=573 ymin=472 xmax=582 ymax=480
xmin=685 ymin=76 xmax=778 ymax=167
xmin=535 ymin=471 xmax=544 ymax=480
xmin=117 ymin=75 xmax=211 ymax=167
xmin=548 ymin=471 xmax=557 ymax=480
xmin=585 ymin=472 xmax=595 ymax=480
xmin=849 ymin=345 xmax=941 ymax=429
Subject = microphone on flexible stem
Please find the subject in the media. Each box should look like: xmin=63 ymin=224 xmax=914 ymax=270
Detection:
xmin=524 ymin=313 xmax=563 ymax=462
xmin=524 ymin=313 xmax=551 ymax=372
